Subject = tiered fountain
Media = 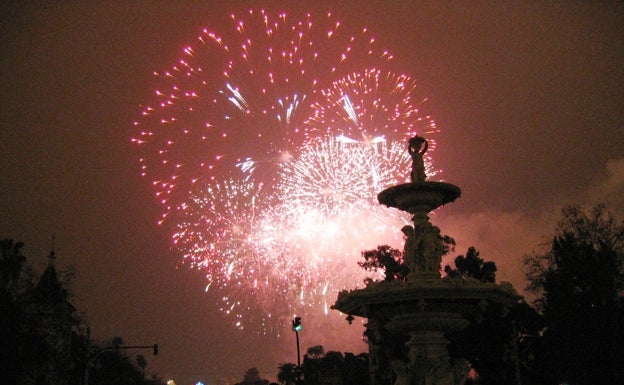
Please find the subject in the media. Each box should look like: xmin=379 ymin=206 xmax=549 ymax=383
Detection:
xmin=332 ymin=136 xmax=518 ymax=385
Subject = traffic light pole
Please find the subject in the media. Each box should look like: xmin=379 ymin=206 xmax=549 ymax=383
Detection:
xmin=111 ymin=344 xmax=159 ymax=356
xmin=295 ymin=329 xmax=301 ymax=368
xmin=291 ymin=317 xmax=302 ymax=368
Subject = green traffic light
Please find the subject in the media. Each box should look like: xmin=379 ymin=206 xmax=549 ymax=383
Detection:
xmin=292 ymin=317 xmax=302 ymax=331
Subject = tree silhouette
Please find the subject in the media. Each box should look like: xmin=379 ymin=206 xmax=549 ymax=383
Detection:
xmin=0 ymin=239 xmax=31 ymax=384
xmin=524 ymin=205 xmax=624 ymax=384
xmin=0 ymin=239 xmax=30 ymax=296
xmin=236 ymin=367 xmax=269 ymax=385
xmin=136 ymin=354 xmax=147 ymax=377
xmin=358 ymin=245 xmax=408 ymax=282
xmin=306 ymin=345 xmax=325 ymax=360
xmin=444 ymin=246 xmax=497 ymax=282
xmin=276 ymin=363 xmax=297 ymax=385
xmin=301 ymin=348 xmax=370 ymax=385
xmin=89 ymin=349 xmax=146 ymax=385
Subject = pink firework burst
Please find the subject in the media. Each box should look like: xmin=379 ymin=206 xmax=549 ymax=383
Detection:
xmin=132 ymin=9 xmax=439 ymax=333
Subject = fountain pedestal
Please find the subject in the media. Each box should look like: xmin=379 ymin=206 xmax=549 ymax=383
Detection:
xmin=332 ymin=137 xmax=518 ymax=385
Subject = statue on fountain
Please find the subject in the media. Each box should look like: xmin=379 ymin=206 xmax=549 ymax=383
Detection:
xmin=402 ymin=220 xmax=445 ymax=277
xmin=408 ymin=136 xmax=428 ymax=183
xmin=417 ymin=221 xmax=444 ymax=274
xmin=401 ymin=225 xmax=419 ymax=273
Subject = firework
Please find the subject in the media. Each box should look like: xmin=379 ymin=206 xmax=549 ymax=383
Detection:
xmin=132 ymin=9 xmax=438 ymax=333
xmin=132 ymin=9 xmax=394 ymax=220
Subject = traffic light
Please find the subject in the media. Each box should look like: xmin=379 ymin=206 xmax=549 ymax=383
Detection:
xmin=292 ymin=317 xmax=302 ymax=331
xmin=153 ymin=344 xmax=159 ymax=356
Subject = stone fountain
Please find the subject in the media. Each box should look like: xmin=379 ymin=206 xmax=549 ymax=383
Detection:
xmin=332 ymin=136 xmax=518 ymax=385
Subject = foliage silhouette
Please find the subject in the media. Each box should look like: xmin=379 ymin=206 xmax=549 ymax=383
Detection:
xmin=358 ymin=244 xmax=408 ymax=282
xmin=301 ymin=347 xmax=369 ymax=385
xmin=236 ymin=367 xmax=269 ymax=385
xmin=524 ymin=205 xmax=624 ymax=385
xmin=444 ymin=246 xmax=496 ymax=283
xmin=276 ymin=362 xmax=298 ymax=385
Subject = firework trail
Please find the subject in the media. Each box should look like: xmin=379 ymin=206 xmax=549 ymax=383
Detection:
xmin=132 ymin=9 xmax=439 ymax=333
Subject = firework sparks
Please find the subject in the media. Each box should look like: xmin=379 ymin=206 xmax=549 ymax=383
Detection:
xmin=305 ymin=67 xmax=440 ymax=177
xmin=132 ymin=9 xmax=393 ymax=218
xmin=132 ymin=9 xmax=438 ymax=333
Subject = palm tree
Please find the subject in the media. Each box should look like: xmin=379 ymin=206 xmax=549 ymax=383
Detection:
xmin=277 ymin=363 xmax=297 ymax=385
xmin=306 ymin=345 xmax=325 ymax=360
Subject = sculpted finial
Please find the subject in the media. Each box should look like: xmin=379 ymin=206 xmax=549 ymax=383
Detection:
xmin=408 ymin=136 xmax=428 ymax=183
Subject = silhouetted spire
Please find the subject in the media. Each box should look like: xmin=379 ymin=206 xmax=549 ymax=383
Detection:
xmin=33 ymin=250 xmax=65 ymax=303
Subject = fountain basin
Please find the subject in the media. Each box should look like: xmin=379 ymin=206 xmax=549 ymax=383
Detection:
xmin=377 ymin=182 xmax=461 ymax=213
xmin=333 ymin=279 xmax=519 ymax=322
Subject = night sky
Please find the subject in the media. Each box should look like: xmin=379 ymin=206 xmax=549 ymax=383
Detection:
xmin=2 ymin=1 xmax=623 ymax=384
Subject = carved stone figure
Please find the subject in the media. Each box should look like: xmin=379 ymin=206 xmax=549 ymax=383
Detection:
xmin=408 ymin=136 xmax=428 ymax=183
xmin=452 ymin=358 xmax=470 ymax=385
xmin=401 ymin=225 xmax=420 ymax=273
xmin=429 ymin=357 xmax=453 ymax=385
xmin=390 ymin=359 xmax=412 ymax=385
xmin=417 ymin=222 xmax=444 ymax=273
xmin=403 ymin=221 xmax=444 ymax=275
xmin=409 ymin=353 xmax=428 ymax=385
